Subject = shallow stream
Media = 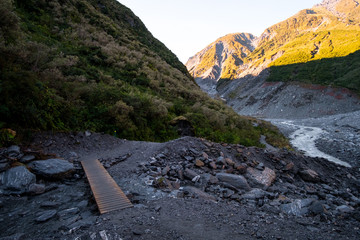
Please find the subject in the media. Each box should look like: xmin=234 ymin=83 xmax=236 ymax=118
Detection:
xmin=268 ymin=110 xmax=360 ymax=168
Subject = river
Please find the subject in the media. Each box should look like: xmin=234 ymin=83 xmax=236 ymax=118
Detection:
xmin=267 ymin=110 xmax=360 ymax=168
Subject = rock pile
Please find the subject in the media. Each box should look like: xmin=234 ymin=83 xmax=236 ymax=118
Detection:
xmin=0 ymin=145 xmax=75 ymax=195
xmin=137 ymin=137 xmax=360 ymax=218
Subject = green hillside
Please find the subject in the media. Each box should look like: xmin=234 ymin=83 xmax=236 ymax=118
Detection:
xmin=0 ymin=0 xmax=288 ymax=147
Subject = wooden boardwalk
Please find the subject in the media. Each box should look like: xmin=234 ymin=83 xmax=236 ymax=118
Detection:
xmin=81 ymin=159 xmax=133 ymax=214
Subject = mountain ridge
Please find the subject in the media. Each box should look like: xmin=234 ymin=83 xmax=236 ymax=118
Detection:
xmin=186 ymin=0 xmax=360 ymax=118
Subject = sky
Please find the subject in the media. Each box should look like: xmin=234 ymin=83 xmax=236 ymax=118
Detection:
xmin=118 ymin=0 xmax=322 ymax=63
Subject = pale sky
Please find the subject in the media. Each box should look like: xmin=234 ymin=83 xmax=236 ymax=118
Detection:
xmin=118 ymin=0 xmax=322 ymax=63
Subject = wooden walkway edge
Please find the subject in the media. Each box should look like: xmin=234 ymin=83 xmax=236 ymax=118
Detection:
xmin=81 ymin=159 xmax=133 ymax=214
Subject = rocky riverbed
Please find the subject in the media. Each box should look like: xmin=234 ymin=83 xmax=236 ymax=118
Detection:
xmin=269 ymin=110 xmax=360 ymax=168
xmin=0 ymin=132 xmax=360 ymax=239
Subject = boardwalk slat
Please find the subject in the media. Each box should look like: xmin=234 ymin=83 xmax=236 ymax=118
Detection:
xmin=81 ymin=159 xmax=133 ymax=214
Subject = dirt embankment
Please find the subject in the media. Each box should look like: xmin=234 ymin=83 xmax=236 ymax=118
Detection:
xmin=217 ymin=70 xmax=360 ymax=119
xmin=0 ymin=132 xmax=359 ymax=240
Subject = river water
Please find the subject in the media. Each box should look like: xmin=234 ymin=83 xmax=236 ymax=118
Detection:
xmin=268 ymin=110 xmax=360 ymax=168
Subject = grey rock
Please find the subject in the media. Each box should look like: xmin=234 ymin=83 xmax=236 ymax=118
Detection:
xmin=161 ymin=166 xmax=170 ymax=176
xmin=216 ymin=156 xmax=225 ymax=164
xmin=203 ymin=173 xmax=219 ymax=184
xmin=0 ymin=200 xmax=3 ymax=208
xmin=309 ymin=201 xmax=325 ymax=215
xmin=300 ymin=169 xmax=320 ymax=183
xmin=0 ymin=162 xmax=10 ymax=173
xmin=216 ymin=173 xmax=251 ymax=191
xmin=68 ymin=217 xmax=96 ymax=230
xmin=336 ymin=205 xmax=354 ymax=213
xmin=1 ymin=166 xmax=36 ymax=194
xmin=6 ymin=145 xmax=21 ymax=158
xmin=27 ymin=183 xmax=45 ymax=195
xmin=256 ymin=162 xmax=265 ymax=170
xmin=183 ymin=156 xmax=194 ymax=161
xmin=57 ymin=207 xmax=80 ymax=219
xmin=241 ymin=188 xmax=270 ymax=200
xmin=40 ymin=201 xmax=61 ymax=208
xmin=77 ymin=200 xmax=89 ymax=209
xmin=280 ymin=199 xmax=315 ymax=216
xmin=28 ymin=159 xmax=74 ymax=179
xmin=19 ymin=155 xmax=35 ymax=164
xmin=35 ymin=210 xmax=57 ymax=223
xmin=156 ymin=153 xmax=166 ymax=159
xmin=184 ymin=168 xmax=199 ymax=180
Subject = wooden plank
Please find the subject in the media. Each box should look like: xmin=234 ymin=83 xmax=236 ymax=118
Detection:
xmin=81 ymin=159 xmax=133 ymax=214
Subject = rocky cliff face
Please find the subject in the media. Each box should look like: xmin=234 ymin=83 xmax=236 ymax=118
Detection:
xmin=185 ymin=33 xmax=257 ymax=96
xmin=187 ymin=0 xmax=360 ymax=118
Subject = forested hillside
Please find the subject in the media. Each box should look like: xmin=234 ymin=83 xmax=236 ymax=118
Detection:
xmin=0 ymin=0 xmax=288 ymax=147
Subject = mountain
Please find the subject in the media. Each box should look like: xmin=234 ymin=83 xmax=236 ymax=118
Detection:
xmin=187 ymin=0 xmax=360 ymax=119
xmin=0 ymin=0 xmax=289 ymax=147
xmin=186 ymin=33 xmax=256 ymax=95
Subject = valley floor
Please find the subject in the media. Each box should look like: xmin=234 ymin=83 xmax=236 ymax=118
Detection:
xmin=0 ymin=132 xmax=359 ymax=239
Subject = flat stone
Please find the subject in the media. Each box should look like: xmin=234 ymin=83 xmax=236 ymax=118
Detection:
xmin=184 ymin=168 xmax=199 ymax=180
xmin=241 ymin=188 xmax=269 ymax=200
xmin=202 ymin=152 xmax=209 ymax=160
xmin=35 ymin=210 xmax=57 ymax=223
xmin=77 ymin=200 xmax=89 ymax=209
xmin=19 ymin=155 xmax=35 ymax=164
xmin=225 ymin=158 xmax=235 ymax=166
xmin=161 ymin=166 xmax=170 ymax=176
xmin=336 ymin=205 xmax=354 ymax=213
xmin=40 ymin=201 xmax=61 ymax=208
xmin=284 ymin=162 xmax=295 ymax=171
xmin=247 ymin=167 xmax=276 ymax=188
xmin=195 ymin=159 xmax=205 ymax=167
xmin=216 ymin=173 xmax=250 ymax=191
xmin=28 ymin=183 xmax=45 ymax=195
xmin=28 ymin=159 xmax=74 ymax=179
xmin=209 ymin=161 xmax=217 ymax=169
xmin=57 ymin=207 xmax=80 ymax=219
xmin=300 ymin=169 xmax=320 ymax=183
xmin=1 ymin=166 xmax=36 ymax=194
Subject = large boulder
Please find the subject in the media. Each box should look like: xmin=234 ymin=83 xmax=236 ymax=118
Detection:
xmin=28 ymin=159 xmax=74 ymax=179
xmin=0 ymin=166 xmax=36 ymax=195
xmin=246 ymin=167 xmax=276 ymax=189
xmin=216 ymin=173 xmax=251 ymax=191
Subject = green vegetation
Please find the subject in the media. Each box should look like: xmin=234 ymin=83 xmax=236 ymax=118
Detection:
xmin=0 ymin=0 xmax=289 ymax=148
xmin=268 ymin=49 xmax=360 ymax=94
